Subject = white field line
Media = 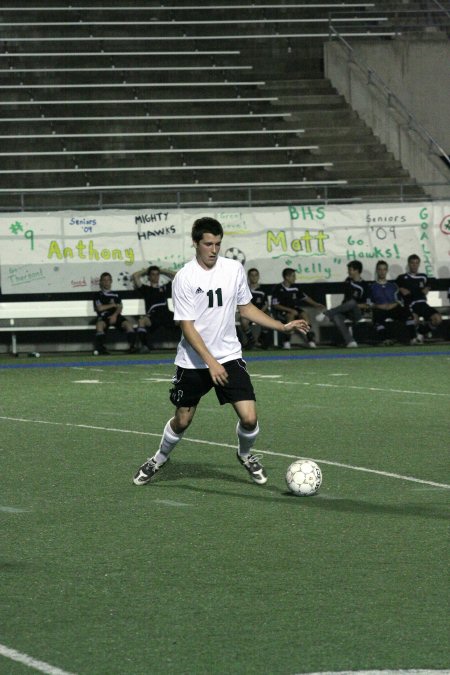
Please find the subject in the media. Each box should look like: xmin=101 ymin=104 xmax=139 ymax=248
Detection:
xmin=297 ymin=671 xmax=450 ymax=675
xmin=1 ymin=415 xmax=449 ymax=490
xmin=0 ymin=643 xmax=77 ymax=675
xmin=316 ymin=383 xmax=450 ymax=397
xmin=153 ymin=499 xmax=191 ymax=507
xmin=275 ymin=381 xmax=450 ymax=397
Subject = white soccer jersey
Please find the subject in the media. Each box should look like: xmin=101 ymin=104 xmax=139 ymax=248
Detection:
xmin=173 ymin=256 xmax=252 ymax=368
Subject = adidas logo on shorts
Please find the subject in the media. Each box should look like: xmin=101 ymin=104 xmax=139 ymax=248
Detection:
xmin=195 ymin=287 xmax=204 ymax=294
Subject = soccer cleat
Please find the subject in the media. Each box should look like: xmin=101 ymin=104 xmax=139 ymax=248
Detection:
xmin=346 ymin=341 xmax=358 ymax=348
xmin=236 ymin=452 xmax=268 ymax=485
xmin=133 ymin=457 xmax=165 ymax=485
xmin=308 ymin=340 xmax=317 ymax=349
xmin=315 ymin=312 xmax=327 ymax=323
xmin=282 ymin=342 xmax=291 ymax=349
xmin=410 ymin=335 xmax=425 ymax=345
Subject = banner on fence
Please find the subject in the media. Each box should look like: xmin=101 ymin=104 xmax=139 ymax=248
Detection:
xmin=1 ymin=203 xmax=449 ymax=293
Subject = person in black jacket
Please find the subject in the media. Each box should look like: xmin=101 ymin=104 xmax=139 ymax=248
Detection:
xmin=93 ymin=272 xmax=137 ymax=355
xmin=396 ymin=254 xmax=442 ymax=340
xmin=271 ymin=268 xmax=324 ymax=349
xmin=239 ymin=268 xmax=271 ymax=349
xmin=316 ymin=260 xmax=370 ymax=348
xmin=132 ymin=265 xmax=176 ymax=351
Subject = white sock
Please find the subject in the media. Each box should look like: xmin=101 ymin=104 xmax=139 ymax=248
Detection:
xmin=236 ymin=421 xmax=259 ymax=458
xmin=153 ymin=420 xmax=184 ymax=465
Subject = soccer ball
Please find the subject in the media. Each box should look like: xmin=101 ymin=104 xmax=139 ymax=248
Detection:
xmin=285 ymin=460 xmax=322 ymax=496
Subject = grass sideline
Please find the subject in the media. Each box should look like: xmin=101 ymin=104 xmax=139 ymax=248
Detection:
xmin=1 ymin=346 xmax=449 ymax=674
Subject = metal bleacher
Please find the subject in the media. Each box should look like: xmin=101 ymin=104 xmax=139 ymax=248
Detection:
xmin=0 ymin=1 xmax=433 ymax=210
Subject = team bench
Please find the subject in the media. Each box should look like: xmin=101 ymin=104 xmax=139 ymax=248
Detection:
xmin=0 ymin=298 xmax=145 ymax=355
xmin=314 ymin=290 xmax=449 ymax=343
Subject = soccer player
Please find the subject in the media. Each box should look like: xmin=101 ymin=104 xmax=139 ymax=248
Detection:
xmin=271 ymin=268 xmax=324 ymax=349
xmin=132 ymin=264 xmax=176 ymax=351
xmin=93 ymin=272 xmax=136 ymax=355
xmin=370 ymin=260 xmax=416 ymax=345
xmin=133 ymin=217 xmax=309 ymax=487
xmin=316 ymin=260 xmax=370 ymax=348
xmin=240 ymin=267 xmax=271 ymax=349
xmin=396 ymin=254 xmax=442 ymax=341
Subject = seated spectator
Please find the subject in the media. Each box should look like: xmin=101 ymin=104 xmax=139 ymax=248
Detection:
xmin=396 ymin=254 xmax=442 ymax=342
xmin=271 ymin=267 xmax=324 ymax=349
xmin=240 ymin=268 xmax=271 ymax=349
xmin=316 ymin=260 xmax=370 ymax=348
xmin=370 ymin=260 xmax=416 ymax=345
xmin=93 ymin=272 xmax=137 ymax=355
xmin=132 ymin=265 xmax=177 ymax=352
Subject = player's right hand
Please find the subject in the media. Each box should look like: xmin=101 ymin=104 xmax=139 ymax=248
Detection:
xmin=209 ymin=361 xmax=229 ymax=386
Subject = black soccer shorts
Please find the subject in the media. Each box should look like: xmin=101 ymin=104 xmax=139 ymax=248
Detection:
xmin=169 ymin=358 xmax=256 ymax=408
xmin=102 ymin=314 xmax=129 ymax=329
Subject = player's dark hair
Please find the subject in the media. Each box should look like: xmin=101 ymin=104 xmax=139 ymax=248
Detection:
xmin=347 ymin=260 xmax=363 ymax=273
xmin=376 ymin=260 xmax=388 ymax=269
xmin=147 ymin=265 xmax=160 ymax=274
xmin=407 ymin=254 xmax=420 ymax=263
xmin=191 ymin=217 xmax=223 ymax=243
xmin=247 ymin=267 xmax=259 ymax=276
xmin=100 ymin=272 xmax=112 ymax=281
xmin=282 ymin=267 xmax=295 ymax=279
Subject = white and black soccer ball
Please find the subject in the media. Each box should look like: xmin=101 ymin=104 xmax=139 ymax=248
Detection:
xmin=286 ymin=460 xmax=322 ymax=496
xmin=224 ymin=247 xmax=246 ymax=265
xmin=118 ymin=271 xmax=131 ymax=288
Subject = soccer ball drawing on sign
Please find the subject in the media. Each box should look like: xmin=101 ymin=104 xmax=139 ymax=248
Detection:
xmin=285 ymin=460 xmax=322 ymax=496
xmin=224 ymin=247 xmax=246 ymax=265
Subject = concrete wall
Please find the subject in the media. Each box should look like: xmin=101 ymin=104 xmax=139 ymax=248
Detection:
xmin=342 ymin=40 xmax=450 ymax=150
xmin=324 ymin=39 xmax=450 ymax=199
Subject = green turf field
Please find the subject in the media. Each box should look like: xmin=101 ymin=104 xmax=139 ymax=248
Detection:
xmin=1 ymin=346 xmax=449 ymax=675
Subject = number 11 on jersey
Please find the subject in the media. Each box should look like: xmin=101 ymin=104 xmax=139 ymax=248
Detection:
xmin=207 ymin=288 xmax=223 ymax=307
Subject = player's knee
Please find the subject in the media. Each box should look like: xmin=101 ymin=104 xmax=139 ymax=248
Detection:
xmin=173 ymin=409 xmax=195 ymax=433
xmin=239 ymin=416 xmax=258 ymax=432
xmin=431 ymin=314 xmax=442 ymax=326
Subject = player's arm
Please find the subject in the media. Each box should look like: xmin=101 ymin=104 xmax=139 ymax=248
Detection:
xmin=159 ymin=268 xmax=176 ymax=280
xmin=374 ymin=302 xmax=397 ymax=310
xmin=95 ymin=300 xmax=121 ymax=312
xmin=131 ymin=268 xmax=147 ymax=288
xmin=303 ymin=294 xmax=326 ymax=309
xmin=179 ymin=320 xmax=228 ymax=385
xmin=272 ymin=301 xmax=296 ymax=314
xmin=397 ymin=282 xmax=410 ymax=297
xmin=239 ymin=302 xmax=308 ymax=334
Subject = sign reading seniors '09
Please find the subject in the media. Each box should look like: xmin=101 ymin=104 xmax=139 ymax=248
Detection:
xmin=0 ymin=203 xmax=448 ymax=294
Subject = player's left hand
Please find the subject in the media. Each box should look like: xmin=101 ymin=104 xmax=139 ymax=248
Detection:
xmin=284 ymin=319 xmax=309 ymax=335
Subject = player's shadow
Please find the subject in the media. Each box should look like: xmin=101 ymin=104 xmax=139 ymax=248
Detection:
xmin=150 ymin=462 xmax=449 ymax=521
xmin=153 ymin=459 xmax=254 ymax=487
xmin=281 ymin=493 xmax=449 ymax=521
